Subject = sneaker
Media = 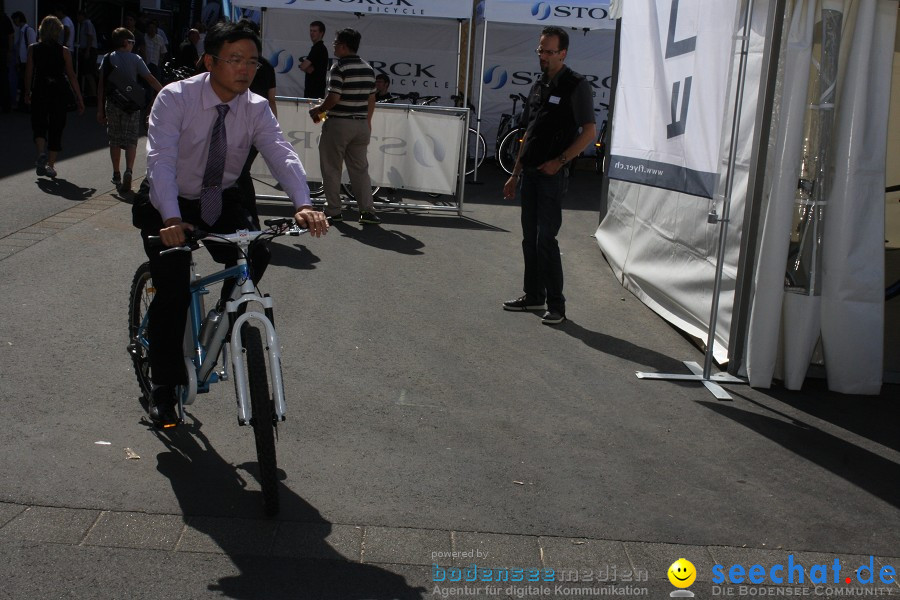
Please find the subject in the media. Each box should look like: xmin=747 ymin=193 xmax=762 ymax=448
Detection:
xmin=111 ymin=172 xmax=121 ymax=186
xmin=120 ymin=170 xmax=132 ymax=193
xmin=35 ymin=154 xmax=47 ymax=176
xmin=327 ymin=212 xmax=343 ymax=223
xmin=44 ymin=165 xmax=57 ymax=178
xmin=148 ymin=386 xmax=179 ymax=428
xmin=502 ymin=295 xmax=545 ymax=311
xmin=359 ymin=211 xmax=381 ymax=225
xmin=541 ymin=310 xmax=566 ymax=325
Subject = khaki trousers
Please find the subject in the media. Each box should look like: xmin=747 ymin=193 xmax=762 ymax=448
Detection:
xmin=318 ymin=117 xmax=375 ymax=215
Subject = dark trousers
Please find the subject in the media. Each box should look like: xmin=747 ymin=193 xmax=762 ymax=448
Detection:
xmin=140 ymin=192 xmax=270 ymax=386
xmin=30 ymin=93 xmax=67 ymax=151
xmin=520 ymin=167 xmax=567 ymax=314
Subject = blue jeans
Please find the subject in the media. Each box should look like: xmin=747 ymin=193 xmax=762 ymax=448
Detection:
xmin=519 ymin=167 xmax=567 ymax=314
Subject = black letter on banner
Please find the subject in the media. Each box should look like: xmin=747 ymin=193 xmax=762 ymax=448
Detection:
xmin=665 ymin=0 xmax=697 ymax=58
xmin=667 ymin=77 xmax=692 ymax=139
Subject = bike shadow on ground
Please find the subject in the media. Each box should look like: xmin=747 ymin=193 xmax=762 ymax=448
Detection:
xmin=35 ymin=177 xmax=96 ymax=201
xmin=267 ymin=242 xmax=322 ymax=270
xmin=151 ymin=415 xmax=427 ymax=599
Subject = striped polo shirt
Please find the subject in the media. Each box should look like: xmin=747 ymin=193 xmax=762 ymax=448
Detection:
xmin=327 ymin=55 xmax=376 ymax=118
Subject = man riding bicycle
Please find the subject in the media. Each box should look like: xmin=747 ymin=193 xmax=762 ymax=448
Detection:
xmin=138 ymin=21 xmax=328 ymax=427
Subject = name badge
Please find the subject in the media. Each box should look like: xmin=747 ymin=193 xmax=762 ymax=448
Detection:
xmin=548 ymin=95 xmax=561 ymax=105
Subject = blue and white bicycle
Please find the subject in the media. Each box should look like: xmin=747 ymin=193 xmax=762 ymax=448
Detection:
xmin=127 ymin=217 xmax=309 ymax=516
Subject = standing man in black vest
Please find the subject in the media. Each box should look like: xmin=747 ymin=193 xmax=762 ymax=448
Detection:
xmin=502 ymin=26 xmax=595 ymax=325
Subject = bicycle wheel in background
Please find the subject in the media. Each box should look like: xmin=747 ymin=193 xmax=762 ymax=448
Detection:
xmin=127 ymin=261 xmax=154 ymax=402
xmin=340 ymin=183 xmax=381 ymax=201
xmin=498 ymin=127 xmax=525 ymax=175
xmin=240 ymin=323 xmax=280 ymax=516
xmin=466 ymin=128 xmax=486 ymax=176
xmin=308 ymin=181 xmax=324 ymax=197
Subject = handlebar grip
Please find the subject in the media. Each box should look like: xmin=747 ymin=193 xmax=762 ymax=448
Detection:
xmin=263 ymin=217 xmax=294 ymax=227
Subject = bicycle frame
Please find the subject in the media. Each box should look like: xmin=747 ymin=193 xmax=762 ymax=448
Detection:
xmin=135 ymin=229 xmax=289 ymax=426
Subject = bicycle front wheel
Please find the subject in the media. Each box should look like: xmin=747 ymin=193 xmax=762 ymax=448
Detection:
xmin=498 ymin=127 xmax=525 ymax=175
xmin=241 ymin=323 xmax=280 ymax=516
xmin=466 ymin=128 xmax=486 ymax=176
xmin=127 ymin=262 xmax=154 ymax=402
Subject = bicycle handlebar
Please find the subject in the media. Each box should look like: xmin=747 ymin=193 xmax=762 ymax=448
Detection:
xmin=149 ymin=218 xmax=314 ymax=255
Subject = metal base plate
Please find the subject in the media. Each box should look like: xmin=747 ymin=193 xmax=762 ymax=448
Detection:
xmin=636 ymin=361 xmax=745 ymax=400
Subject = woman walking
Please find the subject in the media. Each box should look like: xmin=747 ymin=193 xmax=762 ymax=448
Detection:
xmin=24 ymin=15 xmax=84 ymax=178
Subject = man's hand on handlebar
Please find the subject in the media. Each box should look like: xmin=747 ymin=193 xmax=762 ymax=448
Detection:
xmin=159 ymin=219 xmax=195 ymax=247
xmin=294 ymin=207 xmax=329 ymax=237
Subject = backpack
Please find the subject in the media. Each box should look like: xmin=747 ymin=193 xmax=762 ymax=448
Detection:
xmin=101 ymin=52 xmax=146 ymax=112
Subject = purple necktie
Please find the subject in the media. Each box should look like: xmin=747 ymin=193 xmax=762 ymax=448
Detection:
xmin=200 ymin=104 xmax=229 ymax=226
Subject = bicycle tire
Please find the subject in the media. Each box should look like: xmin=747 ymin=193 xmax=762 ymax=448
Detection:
xmin=308 ymin=181 xmax=324 ymax=197
xmin=242 ymin=323 xmax=280 ymax=516
xmin=498 ymin=127 xmax=525 ymax=176
xmin=466 ymin=128 xmax=486 ymax=176
xmin=340 ymin=183 xmax=381 ymax=200
xmin=128 ymin=261 xmax=154 ymax=402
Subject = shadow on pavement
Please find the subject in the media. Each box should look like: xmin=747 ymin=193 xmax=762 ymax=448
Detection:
xmin=557 ymin=319 xmax=687 ymax=372
xmin=268 ymin=242 xmax=322 ymax=270
xmin=35 ymin=177 xmax=97 ymax=201
xmin=0 ymin=111 xmax=111 ymax=180
xmin=152 ymin=415 xmax=427 ymax=600
xmin=697 ymin=396 xmax=900 ymax=510
xmin=330 ymin=221 xmax=425 ymax=255
xmin=731 ymin=381 xmax=900 ymax=455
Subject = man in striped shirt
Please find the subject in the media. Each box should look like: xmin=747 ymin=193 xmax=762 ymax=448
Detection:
xmin=309 ymin=28 xmax=380 ymax=225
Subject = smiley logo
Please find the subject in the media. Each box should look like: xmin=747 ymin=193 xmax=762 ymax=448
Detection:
xmin=668 ymin=558 xmax=697 ymax=588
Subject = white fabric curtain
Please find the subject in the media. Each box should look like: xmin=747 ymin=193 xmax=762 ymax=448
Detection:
xmin=596 ymin=0 xmax=896 ymax=393
xmin=744 ymin=0 xmax=895 ymax=394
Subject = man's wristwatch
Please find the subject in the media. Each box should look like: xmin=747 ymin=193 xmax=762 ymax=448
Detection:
xmin=558 ymin=154 xmax=568 ymax=165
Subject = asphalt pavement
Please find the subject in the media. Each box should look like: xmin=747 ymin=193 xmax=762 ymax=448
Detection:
xmin=0 ymin=109 xmax=898 ymax=599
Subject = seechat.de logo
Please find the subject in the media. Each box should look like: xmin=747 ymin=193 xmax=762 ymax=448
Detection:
xmin=483 ymin=65 xmax=508 ymax=90
xmin=413 ymin=135 xmax=446 ymax=168
xmin=532 ymin=1 xmax=552 ymax=20
xmin=270 ymin=50 xmax=294 ymax=74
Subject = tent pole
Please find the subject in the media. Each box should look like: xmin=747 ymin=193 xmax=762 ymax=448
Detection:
xmin=636 ymin=0 xmax=754 ymax=400
xmin=728 ymin=0 xmax=787 ymax=375
xmin=472 ymin=19 xmax=488 ymax=182
xmin=598 ymin=15 xmax=622 ymax=223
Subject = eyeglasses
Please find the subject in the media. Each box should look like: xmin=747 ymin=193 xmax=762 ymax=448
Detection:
xmin=535 ymin=48 xmax=561 ymax=56
xmin=126 ymin=39 xmax=135 ymax=44
xmin=209 ymin=54 xmax=262 ymax=70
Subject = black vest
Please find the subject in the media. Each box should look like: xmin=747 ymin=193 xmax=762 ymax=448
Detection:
xmin=519 ymin=67 xmax=585 ymax=168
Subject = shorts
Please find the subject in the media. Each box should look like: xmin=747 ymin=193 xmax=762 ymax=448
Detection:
xmin=106 ymin=100 xmax=141 ymax=148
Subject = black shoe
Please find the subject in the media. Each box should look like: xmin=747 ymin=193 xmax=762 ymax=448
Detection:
xmin=326 ymin=212 xmax=343 ymax=223
xmin=541 ymin=310 xmax=566 ymax=325
xmin=502 ymin=295 xmax=545 ymax=311
xmin=35 ymin=154 xmax=47 ymax=177
xmin=148 ymin=386 xmax=179 ymax=428
xmin=359 ymin=211 xmax=381 ymax=225
xmin=111 ymin=172 xmax=121 ymax=186
xmin=120 ymin=170 xmax=132 ymax=193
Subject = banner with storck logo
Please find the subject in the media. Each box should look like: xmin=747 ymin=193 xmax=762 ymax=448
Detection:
xmin=234 ymin=0 xmax=472 ymax=19
xmin=608 ymin=0 xmax=739 ymax=198
xmin=481 ymin=0 xmax=614 ymax=30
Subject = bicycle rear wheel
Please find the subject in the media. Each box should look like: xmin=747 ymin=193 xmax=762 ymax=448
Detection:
xmin=240 ymin=323 xmax=280 ymax=516
xmin=340 ymin=183 xmax=381 ymax=201
xmin=498 ymin=127 xmax=525 ymax=175
xmin=127 ymin=262 xmax=154 ymax=401
xmin=466 ymin=128 xmax=486 ymax=176
xmin=308 ymin=181 xmax=324 ymax=197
